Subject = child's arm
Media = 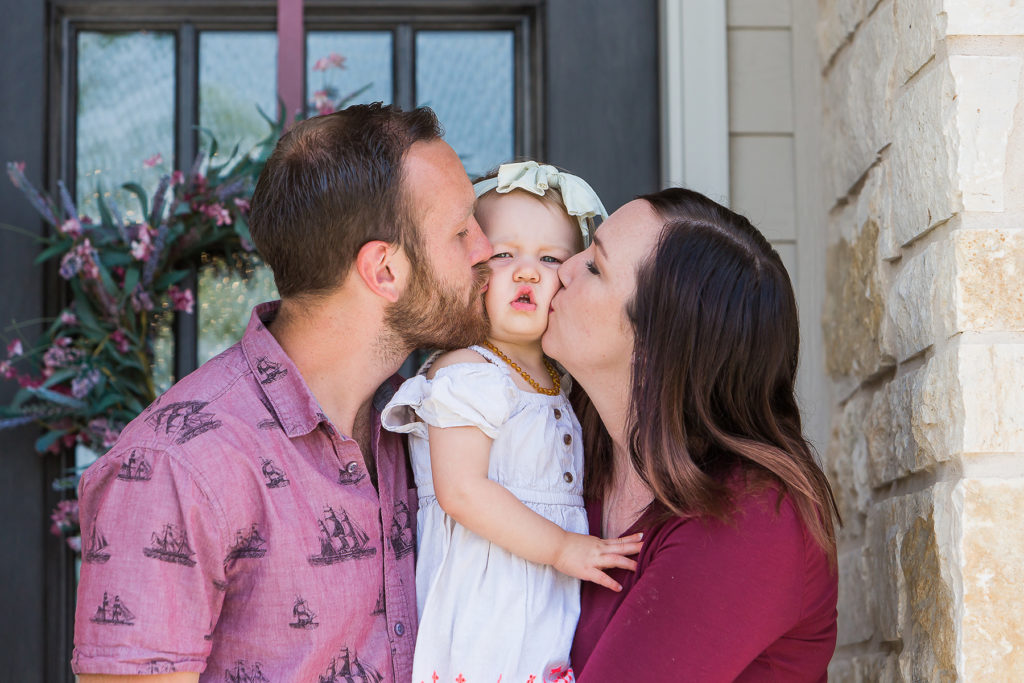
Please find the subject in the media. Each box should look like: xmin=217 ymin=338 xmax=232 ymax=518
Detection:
xmin=428 ymin=422 xmax=643 ymax=592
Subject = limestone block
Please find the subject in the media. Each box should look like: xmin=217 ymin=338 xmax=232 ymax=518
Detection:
xmin=837 ymin=550 xmax=875 ymax=645
xmin=730 ymin=135 xmax=796 ymax=240
xmin=727 ymin=0 xmax=790 ymax=28
xmin=950 ymin=56 xmax=1022 ymax=212
xmin=729 ymin=29 xmax=794 ymax=133
xmin=868 ymin=486 xmax=960 ymax=681
xmin=945 ymin=0 xmax=1024 ymax=35
xmin=961 ymin=479 xmax=1024 ymax=679
xmin=827 ymin=390 xmax=873 ymax=538
xmin=894 ymin=0 xmax=943 ymax=84
xmin=817 ymin=0 xmax=882 ymax=66
xmin=881 ymin=237 xmax=957 ymax=362
xmin=823 ymin=218 xmax=892 ymax=381
xmin=823 ymin=4 xmax=897 ymax=202
xmin=960 ymin=344 xmax=1024 ymax=453
xmin=828 ymin=654 xmax=902 ymax=682
xmin=955 ymin=229 xmax=1024 ymax=332
xmin=890 ymin=59 xmax=959 ymax=247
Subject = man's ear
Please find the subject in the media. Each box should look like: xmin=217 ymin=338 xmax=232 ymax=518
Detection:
xmin=354 ymin=240 xmax=406 ymax=303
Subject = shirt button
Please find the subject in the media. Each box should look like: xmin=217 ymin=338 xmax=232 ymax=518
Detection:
xmin=346 ymin=461 xmax=359 ymax=474
xmin=562 ymin=434 xmax=572 ymax=446
xmin=553 ymin=408 xmax=562 ymax=420
xmin=394 ymin=622 xmax=405 ymax=636
xmin=563 ymin=472 xmax=573 ymax=483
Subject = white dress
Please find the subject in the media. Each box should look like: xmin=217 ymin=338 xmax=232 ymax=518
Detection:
xmin=382 ymin=345 xmax=587 ymax=683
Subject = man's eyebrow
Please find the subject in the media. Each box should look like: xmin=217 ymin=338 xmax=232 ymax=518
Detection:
xmin=592 ymin=233 xmax=608 ymax=258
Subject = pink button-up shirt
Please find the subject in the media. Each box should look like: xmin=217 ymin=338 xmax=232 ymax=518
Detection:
xmin=73 ymin=302 xmax=417 ymax=681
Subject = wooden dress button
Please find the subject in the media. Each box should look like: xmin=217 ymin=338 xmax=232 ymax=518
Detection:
xmin=563 ymin=472 xmax=573 ymax=483
xmin=562 ymin=433 xmax=572 ymax=445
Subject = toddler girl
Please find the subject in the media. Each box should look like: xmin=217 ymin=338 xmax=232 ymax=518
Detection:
xmin=382 ymin=161 xmax=643 ymax=683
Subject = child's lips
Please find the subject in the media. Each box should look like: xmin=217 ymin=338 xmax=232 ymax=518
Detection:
xmin=511 ymin=285 xmax=537 ymax=311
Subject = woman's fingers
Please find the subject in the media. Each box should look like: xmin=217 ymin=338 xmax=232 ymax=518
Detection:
xmin=601 ymin=539 xmax=644 ymax=556
xmin=585 ymin=569 xmax=623 ymax=592
xmin=597 ymin=554 xmax=638 ymax=572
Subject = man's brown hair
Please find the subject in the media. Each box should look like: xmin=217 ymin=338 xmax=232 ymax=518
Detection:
xmin=249 ymin=103 xmax=443 ymax=298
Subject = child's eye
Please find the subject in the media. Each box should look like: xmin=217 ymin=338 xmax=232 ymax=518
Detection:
xmin=586 ymin=260 xmax=600 ymax=275
xmin=540 ymin=255 xmax=563 ymax=264
xmin=456 ymin=229 xmax=469 ymax=238
xmin=490 ymin=252 xmax=512 ymax=260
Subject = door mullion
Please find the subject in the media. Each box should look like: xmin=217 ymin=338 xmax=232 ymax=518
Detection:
xmin=174 ymin=22 xmax=199 ymax=380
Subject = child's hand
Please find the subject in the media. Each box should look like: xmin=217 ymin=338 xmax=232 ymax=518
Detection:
xmin=552 ymin=532 xmax=644 ymax=591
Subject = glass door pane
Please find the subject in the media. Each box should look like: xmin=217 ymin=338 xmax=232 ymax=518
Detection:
xmin=306 ymin=31 xmax=394 ymax=113
xmin=415 ymin=31 xmax=514 ymax=178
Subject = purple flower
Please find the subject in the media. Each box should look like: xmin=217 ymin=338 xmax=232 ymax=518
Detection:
xmin=59 ymin=217 xmax=83 ymax=239
xmin=168 ymin=285 xmax=195 ymax=314
xmin=59 ymin=251 xmax=82 ymax=279
xmin=130 ymin=288 xmax=154 ymax=312
xmin=130 ymin=223 xmax=156 ymax=261
xmin=59 ymin=310 xmax=78 ymax=326
xmin=201 ymin=202 xmax=232 ymax=226
xmin=71 ymin=368 xmax=101 ymax=399
xmin=66 ymin=535 xmax=82 ymax=553
xmin=6 ymin=161 xmax=26 ymax=189
xmin=49 ymin=499 xmax=79 ymax=536
xmin=233 ymin=197 xmax=250 ymax=214
xmin=6 ymin=339 xmax=23 ymax=358
xmin=110 ymin=330 xmax=131 ymax=354
xmin=171 ymin=170 xmax=185 ymax=186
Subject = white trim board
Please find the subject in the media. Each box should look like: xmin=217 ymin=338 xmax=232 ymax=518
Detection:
xmin=659 ymin=0 xmax=730 ymax=205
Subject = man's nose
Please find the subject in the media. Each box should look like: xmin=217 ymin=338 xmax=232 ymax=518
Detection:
xmin=467 ymin=216 xmax=492 ymax=266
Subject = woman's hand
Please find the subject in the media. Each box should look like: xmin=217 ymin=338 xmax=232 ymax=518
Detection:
xmin=553 ymin=532 xmax=644 ymax=591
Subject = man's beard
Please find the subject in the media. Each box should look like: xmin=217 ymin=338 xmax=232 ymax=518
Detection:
xmin=384 ymin=257 xmax=491 ymax=353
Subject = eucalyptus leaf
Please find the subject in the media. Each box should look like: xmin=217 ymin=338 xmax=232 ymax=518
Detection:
xmin=35 ymin=429 xmax=69 ymax=453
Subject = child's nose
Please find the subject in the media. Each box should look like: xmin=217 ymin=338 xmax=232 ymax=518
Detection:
xmin=513 ymin=261 xmax=540 ymax=282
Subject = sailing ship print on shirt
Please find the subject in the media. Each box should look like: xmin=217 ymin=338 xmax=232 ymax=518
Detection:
xmin=226 ymin=523 xmax=268 ymax=564
xmin=144 ymin=523 xmax=197 ymax=566
xmin=137 ymin=660 xmax=176 ymax=674
xmin=84 ymin=522 xmax=111 ymax=563
xmin=289 ymin=596 xmax=319 ymax=629
xmin=117 ymin=450 xmax=152 ymax=482
xmin=144 ymin=400 xmax=222 ymax=444
xmin=388 ymin=500 xmax=414 ymax=559
xmin=255 ymin=356 xmax=288 ymax=384
xmin=261 ymin=458 xmax=289 ymax=488
xmin=337 ymin=463 xmax=367 ymax=486
xmin=308 ymin=505 xmax=377 ymax=566
xmin=372 ymin=587 xmax=385 ymax=616
xmin=319 ymin=647 xmax=383 ymax=683
xmin=257 ymin=395 xmax=281 ymax=430
xmin=224 ymin=660 xmax=269 ymax=683
xmin=90 ymin=592 xmax=135 ymax=626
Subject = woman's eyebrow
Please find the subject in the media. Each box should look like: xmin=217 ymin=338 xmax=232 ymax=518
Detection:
xmin=592 ymin=233 xmax=608 ymax=259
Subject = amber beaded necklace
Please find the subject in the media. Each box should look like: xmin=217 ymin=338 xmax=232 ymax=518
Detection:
xmin=481 ymin=341 xmax=561 ymax=396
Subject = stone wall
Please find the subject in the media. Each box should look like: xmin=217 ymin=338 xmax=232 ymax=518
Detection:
xmin=818 ymin=0 xmax=1024 ymax=679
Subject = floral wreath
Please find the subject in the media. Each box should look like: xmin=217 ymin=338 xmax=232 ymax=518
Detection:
xmin=2 ymin=53 xmax=367 ymax=552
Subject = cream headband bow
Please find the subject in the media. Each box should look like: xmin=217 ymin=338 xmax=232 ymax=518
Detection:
xmin=473 ymin=161 xmax=607 ymax=247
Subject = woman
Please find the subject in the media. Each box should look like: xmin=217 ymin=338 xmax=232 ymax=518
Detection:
xmin=543 ymin=188 xmax=839 ymax=681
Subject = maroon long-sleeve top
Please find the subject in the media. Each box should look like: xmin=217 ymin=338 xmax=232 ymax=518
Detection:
xmin=571 ymin=483 xmax=838 ymax=682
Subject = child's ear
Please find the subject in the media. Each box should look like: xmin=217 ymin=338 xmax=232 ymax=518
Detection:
xmin=354 ymin=240 xmax=408 ymax=303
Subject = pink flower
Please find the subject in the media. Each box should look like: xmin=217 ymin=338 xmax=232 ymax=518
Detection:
xmin=110 ymin=330 xmax=131 ymax=354
xmin=6 ymin=339 xmax=23 ymax=358
xmin=73 ymin=238 xmax=100 ymax=280
xmin=49 ymin=499 xmax=79 ymax=536
xmin=131 ymin=289 xmax=154 ymax=312
xmin=328 ymin=52 xmax=346 ymax=68
xmin=171 ymin=170 xmax=185 ymax=186
xmin=0 ymin=360 xmax=14 ymax=379
xmin=59 ymin=310 xmax=78 ymax=326
xmin=55 ymin=336 xmax=72 ymax=348
xmin=233 ymin=197 xmax=250 ymax=214
xmin=143 ymin=153 xmax=163 ymax=168
xmin=130 ymin=223 xmax=156 ymax=261
xmin=313 ymin=57 xmax=330 ymax=71
xmin=66 ymin=535 xmax=82 ymax=553
xmin=59 ymin=217 xmax=83 ymax=239
xmin=168 ymin=285 xmax=195 ymax=314
xmin=202 ymin=202 xmax=232 ymax=226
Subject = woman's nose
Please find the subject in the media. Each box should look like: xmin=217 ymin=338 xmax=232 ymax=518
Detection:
xmin=557 ymin=254 xmax=578 ymax=286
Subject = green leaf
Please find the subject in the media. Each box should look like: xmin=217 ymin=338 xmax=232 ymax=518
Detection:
xmin=34 ymin=240 xmax=73 ymax=265
xmin=41 ymin=367 xmax=79 ymax=390
xmin=154 ymin=269 xmax=189 ymax=291
xmin=26 ymin=386 xmax=88 ymax=410
xmin=35 ymin=429 xmax=69 ymax=453
xmin=121 ymin=182 xmax=150 ymax=218
xmin=120 ymin=267 xmax=140 ymax=305
xmin=101 ymin=251 xmax=133 ymax=268
xmin=96 ymin=189 xmax=116 ymax=230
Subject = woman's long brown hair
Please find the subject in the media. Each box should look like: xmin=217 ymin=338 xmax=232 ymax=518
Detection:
xmin=577 ymin=187 xmax=840 ymax=561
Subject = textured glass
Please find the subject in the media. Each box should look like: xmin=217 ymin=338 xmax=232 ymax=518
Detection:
xmin=199 ymin=31 xmax=278 ymax=157
xmin=197 ymin=254 xmax=279 ymax=365
xmin=416 ymin=31 xmax=514 ymax=178
xmin=76 ymin=31 xmax=175 ymax=223
xmin=306 ymin=32 xmax=393 ymax=113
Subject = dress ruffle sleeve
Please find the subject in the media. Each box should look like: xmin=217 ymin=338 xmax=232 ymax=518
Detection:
xmin=381 ymin=362 xmax=517 ymax=440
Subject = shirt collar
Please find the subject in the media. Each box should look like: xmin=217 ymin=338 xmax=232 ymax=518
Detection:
xmin=240 ymin=301 xmax=402 ymax=439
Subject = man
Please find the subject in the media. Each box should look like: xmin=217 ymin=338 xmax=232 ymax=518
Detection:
xmin=73 ymin=103 xmax=492 ymax=682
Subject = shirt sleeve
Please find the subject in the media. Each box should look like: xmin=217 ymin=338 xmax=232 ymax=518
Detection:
xmin=577 ymin=495 xmax=811 ymax=682
xmin=381 ymin=363 xmax=517 ymax=440
xmin=72 ymin=443 xmax=228 ymax=675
